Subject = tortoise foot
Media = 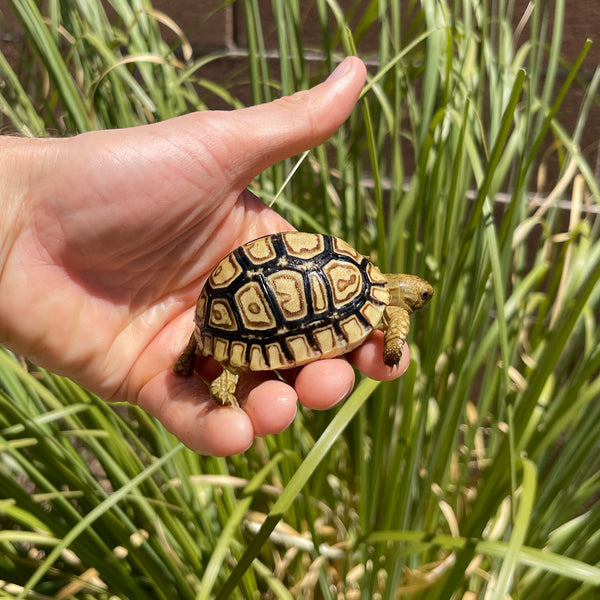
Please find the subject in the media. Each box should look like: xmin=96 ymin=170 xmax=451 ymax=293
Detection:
xmin=382 ymin=306 xmax=410 ymax=368
xmin=174 ymin=333 xmax=198 ymax=376
xmin=210 ymin=368 xmax=240 ymax=408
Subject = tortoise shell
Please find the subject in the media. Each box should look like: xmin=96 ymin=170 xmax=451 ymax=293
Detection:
xmin=195 ymin=231 xmax=390 ymax=371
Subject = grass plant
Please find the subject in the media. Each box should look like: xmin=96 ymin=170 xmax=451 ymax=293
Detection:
xmin=1 ymin=0 xmax=600 ymax=598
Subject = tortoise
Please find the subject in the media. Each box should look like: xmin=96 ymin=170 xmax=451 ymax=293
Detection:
xmin=174 ymin=231 xmax=433 ymax=407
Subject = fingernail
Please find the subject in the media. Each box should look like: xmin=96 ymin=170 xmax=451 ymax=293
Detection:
xmin=326 ymin=57 xmax=352 ymax=82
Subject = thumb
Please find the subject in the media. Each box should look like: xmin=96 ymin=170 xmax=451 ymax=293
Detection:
xmin=164 ymin=56 xmax=367 ymax=186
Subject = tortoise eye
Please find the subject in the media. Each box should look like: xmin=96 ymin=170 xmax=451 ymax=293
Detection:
xmin=421 ymin=291 xmax=431 ymax=301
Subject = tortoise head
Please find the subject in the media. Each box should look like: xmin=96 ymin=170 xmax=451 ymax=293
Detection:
xmin=384 ymin=273 xmax=434 ymax=313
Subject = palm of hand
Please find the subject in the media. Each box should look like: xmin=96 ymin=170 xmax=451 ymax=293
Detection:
xmin=22 ymin=122 xmax=289 ymax=400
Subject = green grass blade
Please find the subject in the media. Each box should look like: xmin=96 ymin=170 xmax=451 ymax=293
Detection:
xmin=215 ymin=378 xmax=380 ymax=599
xmin=197 ymin=454 xmax=288 ymax=600
xmin=491 ymin=458 xmax=537 ymax=599
xmin=9 ymin=0 xmax=92 ymax=131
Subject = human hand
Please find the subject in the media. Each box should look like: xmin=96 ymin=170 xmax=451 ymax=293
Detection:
xmin=0 ymin=56 xmax=408 ymax=455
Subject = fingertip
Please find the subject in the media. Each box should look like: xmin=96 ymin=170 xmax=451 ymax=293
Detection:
xmin=296 ymin=359 xmax=355 ymax=410
xmin=138 ymin=371 xmax=255 ymax=456
xmin=325 ymin=56 xmax=367 ymax=85
xmin=349 ymin=331 xmax=410 ymax=381
xmin=194 ymin=406 xmax=255 ymax=456
xmin=244 ymin=380 xmax=298 ymax=437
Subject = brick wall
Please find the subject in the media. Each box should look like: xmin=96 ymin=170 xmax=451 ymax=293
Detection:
xmin=151 ymin=1 xmax=600 ymax=66
xmin=2 ymin=1 xmax=599 ymax=173
xmin=150 ymin=0 xmax=600 ymax=178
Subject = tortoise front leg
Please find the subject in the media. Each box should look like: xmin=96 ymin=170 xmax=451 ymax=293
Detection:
xmin=210 ymin=367 xmax=240 ymax=408
xmin=174 ymin=333 xmax=198 ymax=376
xmin=382 ymin=306 xmax=411 ymax=367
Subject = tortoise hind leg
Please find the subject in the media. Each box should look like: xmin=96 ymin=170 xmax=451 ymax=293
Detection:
xmin=210 ymin=367 xmax=240 ymax=408
xmin=382 ymin=306 xmax=410 ymax=367
xmin=174 ymin=333 xmax=199 ymax=376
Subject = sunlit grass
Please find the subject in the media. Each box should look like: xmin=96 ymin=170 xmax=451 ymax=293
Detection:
xmin=1 ymin=0 xmax=600 ymax=598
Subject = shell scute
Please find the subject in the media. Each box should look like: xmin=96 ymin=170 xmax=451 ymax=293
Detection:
xmin=339 ymin=314 xmax=372 ymax=346
xmin=286 ymin=335 xmax=313 ymax=360
xmin=323 ymin=260 xmax=363 ymax=305
xmin=234 ymin=282 xmax=277 ymax=329
xmin=209 ymin=254 xmax=243 ymax=288
xmin=229 ymin=341 xmax=247 ymax=369
xmin=365 ymin=261 xmax=388 ymax=285
xmin=249 ymin=345 xmax=269 ymax=370
xmin=281 ymin=232 xmax=325 ymax=259
xmin=267 ymin=270 xmax=308 ymax=320
xmin=331 ymin=236 xmax=363 ymax=262
xmin=308 ymin=272 xmax=329 ymax=314
xmin=207 ymin=298 xmax=237 ymax=331
xmin=212 ymin=337 xmax=230 ymax=363
xmin=243 ymin=235 xmax=278 ymax=264
xmin=312 ymin=326 xmax=337 ymax=354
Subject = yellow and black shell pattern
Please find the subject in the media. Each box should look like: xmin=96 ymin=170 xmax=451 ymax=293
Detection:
xmin=195 ymin=232 xmax=391 ymax=371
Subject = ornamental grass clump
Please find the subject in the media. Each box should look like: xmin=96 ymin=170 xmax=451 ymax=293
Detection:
xmin=1 ymin=1 xmax=600 ymax=598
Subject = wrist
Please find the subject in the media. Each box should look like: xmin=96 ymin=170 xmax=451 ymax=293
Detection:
xmin=0 ymin=137 xmax=39 ymax=346
xmin=0 ymin=138 xmax=33 ymax=268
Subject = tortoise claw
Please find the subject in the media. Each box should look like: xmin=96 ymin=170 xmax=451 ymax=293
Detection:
xmin=383 ymin=343 xmax=404 ymax=367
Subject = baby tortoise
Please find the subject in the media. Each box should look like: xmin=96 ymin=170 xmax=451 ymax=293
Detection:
xmin=174 ymin=232 xmax=433 ymax=406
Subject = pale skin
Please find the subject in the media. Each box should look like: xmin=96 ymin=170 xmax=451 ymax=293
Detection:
xmin=0 ymin=57 xmax=410 ymax=456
